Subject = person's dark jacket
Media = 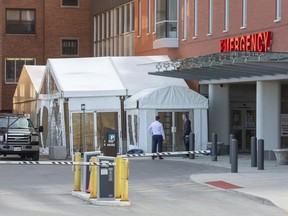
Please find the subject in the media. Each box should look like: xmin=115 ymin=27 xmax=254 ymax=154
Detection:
xmin=184 ymin=119 xmax=191 ymax=136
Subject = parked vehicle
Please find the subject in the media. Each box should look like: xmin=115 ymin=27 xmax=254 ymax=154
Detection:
xmin=0 ymin=114 xmax=43 ymax=161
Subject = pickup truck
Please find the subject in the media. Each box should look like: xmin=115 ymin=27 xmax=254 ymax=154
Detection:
xmin=0 ymin=114 xmax=43 ymax=161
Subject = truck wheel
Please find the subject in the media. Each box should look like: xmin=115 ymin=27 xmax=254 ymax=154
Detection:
xmin=32 ymin=151 xmax=40 ymax=161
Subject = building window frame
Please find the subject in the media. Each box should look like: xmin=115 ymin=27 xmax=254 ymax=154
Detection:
xmin=61 ymin=0 xmax=79 ymax=7
xmin=61 ymin=38 xmax=79 ymax=56
xmin=5 ymin=58 xmax=36 ymax=84
xmin=275 ymin=0 xmax=281 ymax=22
xmin=155 ymin=0 xmax=178 ymax=39
xmin=241 ymin=0 xmax=247 ymax=29
xmin=6 ymin=9 xmax=36 ymax=35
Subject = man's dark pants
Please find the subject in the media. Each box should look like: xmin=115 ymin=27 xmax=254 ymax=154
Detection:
xmin=152 ymin=135 xmax=163 ymax=159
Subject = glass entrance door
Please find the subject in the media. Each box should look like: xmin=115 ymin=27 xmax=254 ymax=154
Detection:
xmin=231 ymin=109 xmax=256 ymax=152
xmin=96 ymin=112 xmax=118 ymax=155
xmin=71 ymin=111 xmax=119 ymax=155
xmin=71 ymin=112 xmax=95 ymax=153
xmin=158 ymin=111 xmax=189 ymax=152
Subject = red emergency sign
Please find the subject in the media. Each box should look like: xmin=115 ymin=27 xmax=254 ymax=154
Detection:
xmin=220 ymin=31 xmax=272 ymax=52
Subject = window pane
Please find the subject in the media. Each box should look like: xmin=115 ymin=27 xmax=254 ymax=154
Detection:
xmin=131 ymin=2 xmax=135 ymax=31
xmin=156 ymin=0 xmax=166 ymax=22
xmin=62 ymin=0 xmax=78 ymax=6
xmin=6 ymin=60 xmax=15 ymax=83
xmin=126 ymin=4 xmax=130 ymax=32
xmin=6 ymin=10 xmax=20 ymax=34
xmin=21 ymin=10 xmax=35 ymax=34
xmin=156 ymin=22 xmax=167 ymax=38
xmin=25 ymin=59 xmax=35 ymax=65
xmin=62 ymin=39 xmax=78 ymax=55
xmin=167 ymin=0 xmax=177 ymax=20
xmin=7 ymin=10 xmax=20 ymax=20
xmin=16 ymin=60 xmax=25 ymax=82
xmin=116 ymin=8 xmax=119 ymax=35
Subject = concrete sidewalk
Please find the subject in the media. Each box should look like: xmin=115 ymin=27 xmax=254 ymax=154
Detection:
xmin=183 ymin=154 xmax=288 ymax=212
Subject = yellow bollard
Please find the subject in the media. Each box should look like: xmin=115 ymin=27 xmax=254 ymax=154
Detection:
xmin=121 ymin=158 xmax=129 ymax=201
xmin=74 ymin=152 xmax=81 ymax=191
xmin=89 ymin=156 xmax=97 ymax=199
xmin=115 ymin=157 xmax=123 ymax=199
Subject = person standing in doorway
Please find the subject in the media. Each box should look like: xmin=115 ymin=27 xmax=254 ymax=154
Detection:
xmin=182 ymin=114 xmax=191 ymax=157
xmin=148 ymin=116 xmax=165 ymax=160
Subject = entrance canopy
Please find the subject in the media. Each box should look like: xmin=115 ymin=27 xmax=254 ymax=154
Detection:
xmin=125 ymin=86 xmax=208 ymax=109
xmin=149 ymin=52 xmax=288 ymax=84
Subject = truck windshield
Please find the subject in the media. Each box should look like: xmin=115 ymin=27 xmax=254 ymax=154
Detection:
xmin=0 ymin=117 xmax=31 ymax=129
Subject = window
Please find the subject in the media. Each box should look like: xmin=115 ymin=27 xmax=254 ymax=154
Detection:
xmin=62 ymin=0 xmax=78 ymax=6
xmin=224 ymin=0 xmax=229 ymax=32
xmin=6 ymin=9 xmax=35 ymax=34
xmin=61 ymin=39 xmax=79 ymax=55
xmin=155 ymin=0 xmax=178 ymax=39
xmin=5 ymin=58 xmax=35 ymax=83
xmin=182 ymin=0 xmax=187 ymax=40
xmin=241 ymin=0 xmax=247 ymax=28
xmin=275 ymin=0 xmax=281 ymax=22
xmin=193 ymin=0 xmax=198 ymax=39
xmin=94 ymin=2 xmax=134 ymax=57
xmin=147 ymin=0 xmax=151 ymax=34
xmin=138 ymin=0 xmax=142 ymax=36
xmin=208 ymin=0 xmax=213 ymax=35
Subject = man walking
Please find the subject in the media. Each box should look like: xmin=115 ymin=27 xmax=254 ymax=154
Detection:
xmin=182 ymin=114 xmax=191 ymax=157
xmin=148 ymin=116 xmax=165 ymax=160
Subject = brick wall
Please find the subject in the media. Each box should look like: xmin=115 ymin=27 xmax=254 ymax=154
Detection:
xmin=135 ymin=0 xmax=288 ymax=58
xmin=134 ymin=0 xmax=288 ymax=91
xmin=1 ymin=0 xmax=92 ymax=111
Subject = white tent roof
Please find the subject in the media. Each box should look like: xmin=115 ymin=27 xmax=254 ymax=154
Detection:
xmin=45 ymin=56 xmax=187 ymax=97
xmin=13 ymin=65 xmax=46 ymax=103
xmin=124 ymin=86 xmax=208 ymax=109
xmin=24 ymin=65 xmax=46 ymax=93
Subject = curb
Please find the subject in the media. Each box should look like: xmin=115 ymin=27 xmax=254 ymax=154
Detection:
xmin=189 ymin=176 xmax=276 ymax=207
xmin=71 ymin=191 xmax=131 ymax=206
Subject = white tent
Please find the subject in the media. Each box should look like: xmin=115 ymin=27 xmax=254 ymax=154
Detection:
xmin=13 ymin=65 xmax=45 ymax=125
xmin=124 ymin=86 xmax=208 ymax=153
xmin=37 ymin=56 xmax=187 ymax=157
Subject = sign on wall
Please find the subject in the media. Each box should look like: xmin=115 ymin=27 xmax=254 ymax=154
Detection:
xmin=220 ymin=31 xmax=272 ymax=53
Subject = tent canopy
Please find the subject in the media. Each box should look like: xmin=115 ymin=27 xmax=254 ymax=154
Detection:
xmin=124 ymin=86 xmax=208 ymax=109
xmin=44 ymin=56 xmax=187 ymax=98
xmin=13 ymin=65 xmax=46 ymax=103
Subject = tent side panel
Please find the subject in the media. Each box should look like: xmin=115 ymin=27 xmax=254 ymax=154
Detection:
xmin=126 ymin=109 xmax=139 ymax=150
xmin=194 ymin=109 xmax=208 ymax=150
xmin=68 ymin=97 xmax=121 ymax=111
xmin=138 ymin=109 xmax=155 ymax=153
